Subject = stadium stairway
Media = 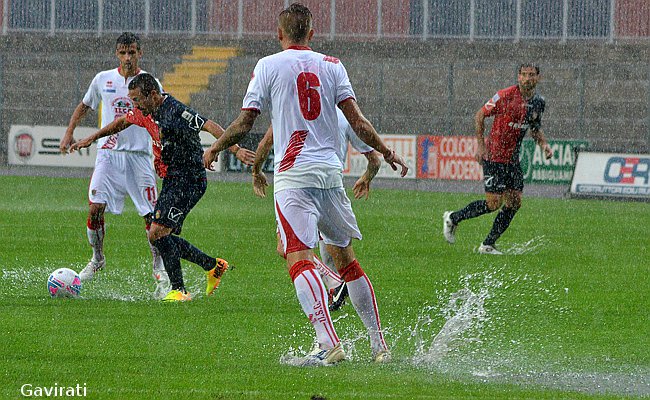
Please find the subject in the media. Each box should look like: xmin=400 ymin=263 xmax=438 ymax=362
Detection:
xmin=161 ymin=46 xmax=240 ymax=105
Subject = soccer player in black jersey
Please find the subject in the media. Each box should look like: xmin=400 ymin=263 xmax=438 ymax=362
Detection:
xmin=127 ymin=73 xmax=255 ymax=301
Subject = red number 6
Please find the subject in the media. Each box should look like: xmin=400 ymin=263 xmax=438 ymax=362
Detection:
xmin=296 ymin=72 xmax=321 ymax=121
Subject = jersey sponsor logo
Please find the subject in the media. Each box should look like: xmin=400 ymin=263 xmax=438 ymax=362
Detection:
xmin=168 ymin=207 xmax=183 ymax=222
xmin=181 ymin=110 xmax=193 ymax=122
xmin=323 ymin=55 xmax=340 ymax=64
xmin=104 ymin=80 xmax=116 ymax=93
xmin=484 ymin=174 xmax=494 ymax=187
xmin=484 ymin=93 xmax=500 ymax=112
xmin=111 ymin=97 xmax=133 ymax=117
xmin=181 ymin=110 xmax=205 ymax=131
xmin=507 ymin=122 xmax=530 ymax=130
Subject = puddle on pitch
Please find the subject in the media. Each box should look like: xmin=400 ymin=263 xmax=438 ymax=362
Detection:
xmin=403 ymin=267 xmax=650 ymax=396
xmin=275 ymin=265 xmax=649 ymax=395
xmin=0 ymin=261 xmax=195 ymax=301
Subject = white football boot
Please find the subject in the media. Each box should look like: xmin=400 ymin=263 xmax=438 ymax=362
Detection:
xmin=442 ymin=211 xmax=458 ymax=244
xmin=298 ymin=342 xmax=346 ymax=367
xmin=478 ymin=244 xmax=503 ymax=255
xmin=373 ymin=349 xmax=392 ymax=363
xmin=79 ymin=258 xmax=105 ymax=282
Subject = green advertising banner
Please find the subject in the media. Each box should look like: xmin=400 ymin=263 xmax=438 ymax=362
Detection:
xmin=519 ymin=139 xmax=589 ymax=184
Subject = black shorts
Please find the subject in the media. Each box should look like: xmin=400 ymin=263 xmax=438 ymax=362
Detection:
xmin=482 ymin=161 xmax=524 ymax=193
xmin=153 ymin=175 xmax=207 ymax=235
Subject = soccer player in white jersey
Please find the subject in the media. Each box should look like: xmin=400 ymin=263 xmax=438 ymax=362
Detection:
xmin=203 ymin=3 xmax=408 ymax=366
xmin=252 ymin=107 xmax=381 ymax=312
xmin=59 ymin=32 xmax=169 ymax=298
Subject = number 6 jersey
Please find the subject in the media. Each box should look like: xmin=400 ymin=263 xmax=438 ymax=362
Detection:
xmin=242 ymin=46 xmax=356 ymax=193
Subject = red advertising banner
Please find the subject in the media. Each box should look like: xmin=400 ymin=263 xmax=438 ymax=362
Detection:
xmin=417 ymin=135 xmax=482 ymax=181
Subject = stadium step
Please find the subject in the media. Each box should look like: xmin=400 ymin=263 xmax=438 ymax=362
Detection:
xmin=162 ymin=46 xmax=239 ymax=104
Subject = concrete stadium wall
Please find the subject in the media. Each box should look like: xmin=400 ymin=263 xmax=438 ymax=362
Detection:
xmin=0 ymin=34 xmax=648 ymax=165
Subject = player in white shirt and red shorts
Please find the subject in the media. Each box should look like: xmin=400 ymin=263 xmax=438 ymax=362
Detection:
xmin=204 ymin=3 xmax=408 ymax=366
xmin=59 ymin=32 xmax=169 ymax=298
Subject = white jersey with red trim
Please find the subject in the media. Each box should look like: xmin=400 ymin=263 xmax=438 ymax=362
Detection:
xmin=242 ymin=47 xmax=356 ymax=192
xmin=82 ymin=68 xmax=155 ymax=153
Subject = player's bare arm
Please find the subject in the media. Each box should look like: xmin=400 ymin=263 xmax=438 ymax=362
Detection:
xmin=474 ymin=108 xmax=487 ymax=163
xmin=352 ymin=151 xmax=381 ymax=200
xmin=202 ymin=119 xmax=256 ymax=168
xmin=203 ymin=109 xmax=259 ymax=170
xmin=251 ymin=125 xmax=273 ymax=198
xmin=60 ymin=102 xmax=92 ymax=153
xmin=69 ymin=116 xmax=132 ymax=152
xmin=530 ymin=128 xmax=552 ymax=160
xmin=339 ymin=99 xmax=409 ymax=177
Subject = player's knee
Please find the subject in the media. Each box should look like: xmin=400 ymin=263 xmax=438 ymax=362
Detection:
xmin=276 ymin=246 xmax=286 ymax=259
xmin=147 ymin=225 xmax=168 ymax=243
xmin=486 ymin=199 xmax=501 ymax=211
xmin=144 ymin=212 xmax=154 ymax=226
xmin=88 ymin=202 xmax=105 ymax=219
xmin=276 ymin=237 xmax=287 ymax=259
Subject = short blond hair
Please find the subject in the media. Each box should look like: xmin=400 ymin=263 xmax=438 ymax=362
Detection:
xmin=279 ymin=3 xmax=312 ymax=43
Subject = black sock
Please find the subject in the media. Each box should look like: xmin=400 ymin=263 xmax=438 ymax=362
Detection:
xmin=152 ymin=235 xmax=185 ymax=292
xmin=174 ymin=236 xmax=216 ymax=271
xmin=484 ymin=207 xmax=518 ymax=246
xmin=451 ymin=200 xmax=491 ymax=224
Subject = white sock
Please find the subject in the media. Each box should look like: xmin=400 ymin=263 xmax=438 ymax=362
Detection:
xmin=290 ymin=260 xmax=339 ymax=350
xmin=86 ymin=225 xmax=105 ymax=262
xmin=343 ymin=261 xmax=388 ymax=354
xmin=147 ymin=229 xmax=164 ymax=273
xmin=313 ymin=255 xmax=343 ymax=291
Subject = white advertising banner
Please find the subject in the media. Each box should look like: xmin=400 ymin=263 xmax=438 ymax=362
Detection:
xmin=343 ymin=134 xmax=417 ymax=179
xmin=7 ymin=125 xmax=222 ymax=173
xmin=8 ymin=125 xmax=98 ymax=167
xmin=570 ymin=151 xmax=650 ymax=198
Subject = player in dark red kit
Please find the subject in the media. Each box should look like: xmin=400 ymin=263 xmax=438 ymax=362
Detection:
xmin=443 ymin=63 xmax=552 ymax=255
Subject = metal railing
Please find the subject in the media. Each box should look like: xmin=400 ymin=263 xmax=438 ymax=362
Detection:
xmin=1 ymin=0 xmax=648 ymax=41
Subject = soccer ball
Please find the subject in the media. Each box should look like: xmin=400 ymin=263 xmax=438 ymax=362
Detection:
xmin=47 ymin=268 xmax=82 ymax=298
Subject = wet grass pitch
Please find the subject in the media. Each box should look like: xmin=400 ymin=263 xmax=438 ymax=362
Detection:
xmin=1 ymin=176 xmax=648 ymax=399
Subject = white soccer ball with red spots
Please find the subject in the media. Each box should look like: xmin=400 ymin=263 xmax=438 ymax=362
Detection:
xmin=47 ymin=268 xmax=82 ymax=298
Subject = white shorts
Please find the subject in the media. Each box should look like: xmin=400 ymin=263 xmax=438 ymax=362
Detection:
xmin=275 ymin=187 xmax=362 ymax=255
xmin=89 ymin=150 xmax=157 ymax=216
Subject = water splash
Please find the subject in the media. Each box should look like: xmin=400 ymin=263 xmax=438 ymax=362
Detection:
xmin=0 ymin=261 xmax=183 ymax=301
xmin=472 ymin=235 xmax=549 ymax=255
xmin=412 ymin=287 xmax=489 ymax=366
xmin=400 ymin=266 xmax=568 ymax=377
xmin=502 ymin=235 xmax=549 ymax=255
xmin=277 ymin=311 xmax=373 ymax=366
